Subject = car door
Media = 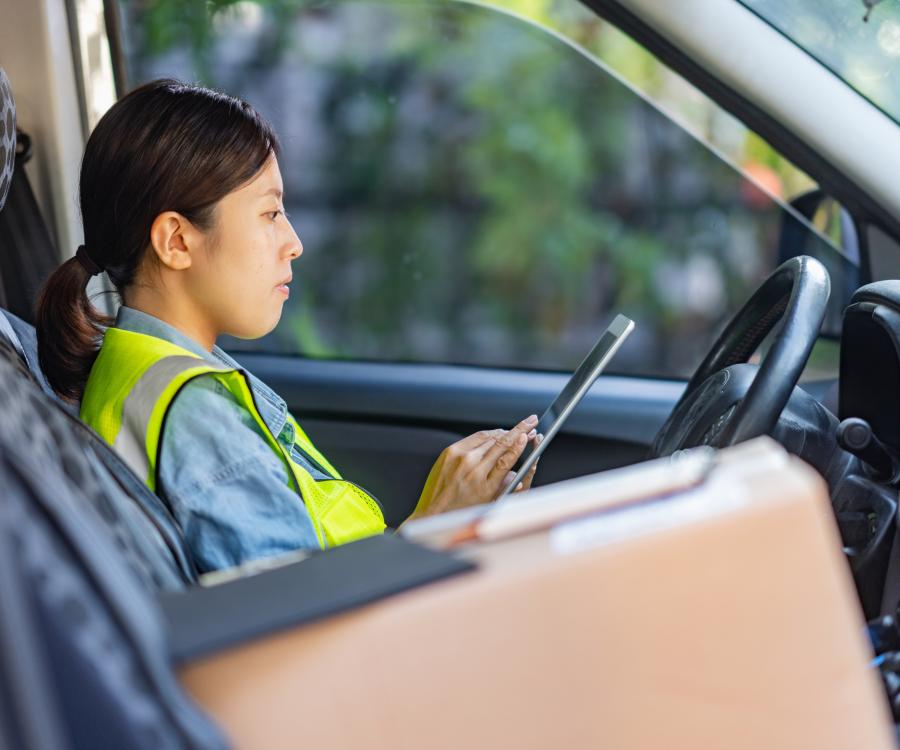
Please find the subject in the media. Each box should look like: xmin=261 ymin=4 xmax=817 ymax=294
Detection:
xmin=113 ymin=0 xmax=852 ymax=526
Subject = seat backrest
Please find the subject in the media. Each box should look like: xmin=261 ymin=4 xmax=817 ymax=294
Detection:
xmin=0 ymin=316 xmax=201 ymax=582
xmin=3 ymin=305 xmax=72 ymax=405
xmin=0 ymin=382 xmax=229 ymax=750
xmin=0 ymin=333 xmax=191 ymax=589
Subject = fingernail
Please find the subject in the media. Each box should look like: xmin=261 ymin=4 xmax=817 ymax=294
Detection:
xmin=526 ymin=414 xmax=538 ymax=424
xmin=527 ymin=429 xmax=537 ymax=439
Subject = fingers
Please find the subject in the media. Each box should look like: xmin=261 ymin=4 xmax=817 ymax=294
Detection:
xmin=449 ymin=415 xmax=538 ymax=460
xmin=499 ymin=470 xmax=517 ymax=493
xmin=482 ymin=415 xmax=538 ymax=465
xmin=509 ymin=433 xmax=542 ymax=493
xmin=483 ymin=433 xmax=526 ymax=483
xmin=517 ymin=450 xmax=541 ymax=492
xmin=485 ymin=441 xmax=530 ymax=486
xmin=450 ymin=428 xmax=505 ymax=453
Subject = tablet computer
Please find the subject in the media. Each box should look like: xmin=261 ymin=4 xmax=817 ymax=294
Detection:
xmin=496 ymin=313 xmax=634 ymax=501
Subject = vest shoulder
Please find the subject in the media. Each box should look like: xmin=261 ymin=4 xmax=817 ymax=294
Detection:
xmin=101 ymin=327 xmax=206 ymax=360
xmin=82 ymin=327 xmax=236 ymax=424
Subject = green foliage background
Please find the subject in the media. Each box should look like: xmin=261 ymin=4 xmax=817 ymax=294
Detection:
xmin=117 ymin=0 xmax=852 ymax=378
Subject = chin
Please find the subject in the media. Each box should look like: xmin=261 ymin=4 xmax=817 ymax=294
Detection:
xmin=224 ymin=304 xmax=284 ymax=341
xmin=227 ymin=318 xmax=281 ymax=341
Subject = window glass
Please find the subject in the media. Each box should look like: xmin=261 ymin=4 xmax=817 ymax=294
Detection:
xmin=115 ymin=0 xmax=854 ymax=379
xmin=488 ymin=0 xmax=819 ymax=204
xmin=740 ymin=0 xmax=900 ymax=127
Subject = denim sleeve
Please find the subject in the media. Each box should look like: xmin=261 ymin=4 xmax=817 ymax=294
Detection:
xmin=157 ymin=374 xmax=321 ymax=573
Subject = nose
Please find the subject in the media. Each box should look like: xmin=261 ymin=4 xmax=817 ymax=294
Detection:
xmin=283 ymin=218 xmax=303 ymax=260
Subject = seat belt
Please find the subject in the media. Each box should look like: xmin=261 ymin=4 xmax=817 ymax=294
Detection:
xmin=0 ymin=130 xmax=60 ymax=324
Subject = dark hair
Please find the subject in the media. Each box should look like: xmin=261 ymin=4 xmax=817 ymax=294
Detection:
xmin=36 ymin=79 xmax=280 ymax=402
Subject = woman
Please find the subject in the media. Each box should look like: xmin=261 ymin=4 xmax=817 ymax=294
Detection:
xmin=36 ymin=79 xmax=539 ymax=572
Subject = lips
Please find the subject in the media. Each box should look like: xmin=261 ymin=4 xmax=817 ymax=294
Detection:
xmin=276 ymin=276 xmax=292 ymax=297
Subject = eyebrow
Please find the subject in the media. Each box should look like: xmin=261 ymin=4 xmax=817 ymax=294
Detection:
xmin=259 ymin=187 xmax=283 ymax=199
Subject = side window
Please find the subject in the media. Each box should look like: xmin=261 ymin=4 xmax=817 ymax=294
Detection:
xmin=115 ymin=0 xmax=853 ymax=379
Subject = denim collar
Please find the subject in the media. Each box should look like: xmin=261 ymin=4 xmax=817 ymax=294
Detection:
xmin=114 ymin=306 xmax=289 ymax=436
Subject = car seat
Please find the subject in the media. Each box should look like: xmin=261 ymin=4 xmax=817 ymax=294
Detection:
xmin=0 ymin=66 xmax=199 ymax=586
xmin=0 ymin=382 xmax=229 ymax=750
xmin=1 ymin=303 xmax=59 ymax=401
xmin=0 ymin=66 xmax=229 ymax=750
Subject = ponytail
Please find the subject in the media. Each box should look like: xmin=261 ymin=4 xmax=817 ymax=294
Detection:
xmin=36 ymin=254 xmax=112 ymax=402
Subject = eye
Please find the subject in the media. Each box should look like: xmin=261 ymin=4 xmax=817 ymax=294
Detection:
xmin=266 ymin=209 xmax=282 ymax=222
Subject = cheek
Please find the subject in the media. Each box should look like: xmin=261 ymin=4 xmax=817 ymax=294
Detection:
xmin=222 ymin=232 xmax=268 ymax=286
xmin=210 ymin=214 xmax=279 ymax=298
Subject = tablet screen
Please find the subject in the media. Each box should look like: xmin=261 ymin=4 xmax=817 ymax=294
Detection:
xmin=496 ymin=314 xmax=634 ymax=500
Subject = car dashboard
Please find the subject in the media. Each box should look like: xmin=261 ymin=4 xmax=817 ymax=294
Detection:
xmin=775 ymin=280 xmax=900 ymax=620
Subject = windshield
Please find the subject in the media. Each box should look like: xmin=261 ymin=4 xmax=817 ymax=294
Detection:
xmin=741 ymin=0 xmax=900 ymax=125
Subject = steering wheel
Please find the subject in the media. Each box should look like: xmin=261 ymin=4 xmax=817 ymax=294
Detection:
xmin=649 ymin=255 xmax=831 ymax=458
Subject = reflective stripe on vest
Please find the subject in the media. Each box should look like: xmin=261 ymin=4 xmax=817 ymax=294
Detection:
xmin=80 ymin=328 xmax=385 ymax=549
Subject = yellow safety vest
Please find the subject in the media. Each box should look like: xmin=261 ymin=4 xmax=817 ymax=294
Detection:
xmin=80 ymin=328 xmax=385 ymax=549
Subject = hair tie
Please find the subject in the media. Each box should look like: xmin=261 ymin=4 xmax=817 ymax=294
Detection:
xmin=75 ymin=244 xmax=103 ymax=276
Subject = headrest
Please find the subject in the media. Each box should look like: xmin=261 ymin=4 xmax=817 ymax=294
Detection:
xmin=0 ymin=67 xmax=15 ymax=213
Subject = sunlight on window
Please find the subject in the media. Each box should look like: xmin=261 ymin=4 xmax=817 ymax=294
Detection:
xmin=478 ymin=0 xmax=817 ymax=201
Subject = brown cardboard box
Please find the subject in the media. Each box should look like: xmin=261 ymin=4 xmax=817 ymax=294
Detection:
xmin=180 ymin=440 xmax=895 ymax=749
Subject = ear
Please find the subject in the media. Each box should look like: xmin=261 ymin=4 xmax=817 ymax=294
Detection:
xmin=148 ymin=211 xmax=202 ymax=271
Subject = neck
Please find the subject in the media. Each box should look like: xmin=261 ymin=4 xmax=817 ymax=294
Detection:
xmin=123 ymin=287 xmax=217 ymax=352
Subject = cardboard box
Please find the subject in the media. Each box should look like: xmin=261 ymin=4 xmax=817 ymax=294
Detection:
xmin=180 ymin=440 xmax=894 ymax=749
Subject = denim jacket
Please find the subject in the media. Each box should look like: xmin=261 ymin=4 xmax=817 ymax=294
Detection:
xmin=113 ymin=306 xmax=322 ymax=572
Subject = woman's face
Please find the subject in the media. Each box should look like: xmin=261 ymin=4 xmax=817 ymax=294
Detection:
xmin=189 ymin=154 xmax=302 ymax=341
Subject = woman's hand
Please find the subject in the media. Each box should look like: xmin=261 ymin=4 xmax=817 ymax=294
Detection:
xmin=507 ymin=432 xmax=543 ymax=495
xmin=406 ymin=414 xmax=541 ymax=522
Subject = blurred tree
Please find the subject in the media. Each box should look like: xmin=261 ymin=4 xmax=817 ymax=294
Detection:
xmin=116 ymin=0 xmax=848 ymax=377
